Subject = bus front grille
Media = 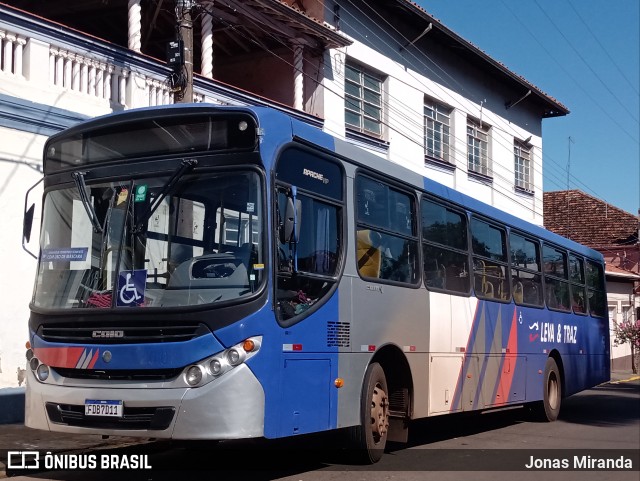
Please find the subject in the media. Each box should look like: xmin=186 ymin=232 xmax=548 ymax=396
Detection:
xmin=52 ymin=367 xmax=182 ymax=381
xmin=38 ymin=322 xmax=208 ymax=344
xmin=45 ymin=402 xmax=175 ymax=430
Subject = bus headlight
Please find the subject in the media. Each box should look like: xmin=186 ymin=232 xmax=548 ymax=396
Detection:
xmin=227 ymin=348 xmax=244 ymax=366
xmin=209 ymin=359 xmax=222 ymax=376
xmin=29 ymin=357 xmax=39 ymax=371
xmin=36 ymin=364 xmax=50 ymax=382
xmin=185 ymin=366 xmax=203 ymax=386
xmin=181 ymin=336 xmax=262 ymax=388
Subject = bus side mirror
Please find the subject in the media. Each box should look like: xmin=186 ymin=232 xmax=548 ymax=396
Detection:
xmin=23 ymin=176 xmax=43 ymax=259
xmin=23 ymin=204 xmax=35 ymax=243
xmin=282 ymin=196 xmax=301 ymax=244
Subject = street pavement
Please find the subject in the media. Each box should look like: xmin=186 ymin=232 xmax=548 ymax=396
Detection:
xmin=1 ymin=370 xmax=638 ymax=478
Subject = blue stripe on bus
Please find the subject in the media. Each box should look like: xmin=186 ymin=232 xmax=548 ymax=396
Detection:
xmin=31 ymin=332 xmax=225 ymax=370
xmin=215 ymin=291 xmax=341 ymax=438
xmin=451 ymin=301 xmax=609 ymax=411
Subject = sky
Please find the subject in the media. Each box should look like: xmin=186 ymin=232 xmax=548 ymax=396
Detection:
xmin=417 ymin=0 xmax=640 ymax=216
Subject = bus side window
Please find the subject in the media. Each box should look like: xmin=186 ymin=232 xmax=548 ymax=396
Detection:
xmin=569 ymin=254 xmax=587 ymax=314
xmin=510 ymin=233 xmax=543 ymax=307
xmin=543 ymin=245 xmax=570 ymax=311
xmin=274 ymin=150 xmax=344 ymax=323
xmin=421 ymin=198 xmax=470 ymax=294
xmin=471 ymin=218 xmax=510 ymax=301
xmin=356 ymin=176 xmax=418 ymax=285
xmin=586 ymin=260 xmax=606 ymax=317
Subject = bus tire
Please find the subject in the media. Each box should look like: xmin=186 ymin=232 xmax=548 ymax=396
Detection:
xmin=533 ymin=357 xmax=562 ymax=422
xmin=349 ymin=362 xmax=389 ymax=464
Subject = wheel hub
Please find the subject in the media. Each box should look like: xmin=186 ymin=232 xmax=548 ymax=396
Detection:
xmin=370 ymin=382 xmax=389 ymax=442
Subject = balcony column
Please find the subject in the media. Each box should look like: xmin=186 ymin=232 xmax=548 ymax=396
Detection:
xmin=63 ymin=51 xmax=72 ymax=88
xmin=105 ymin=65 xmax=114 ymax=102
xmin=88 ymin=61 xmax=97 ymax=96
xmin=293 ymin=40 xmax=304 ymax=111
xmin=55 ymin=50 xmax=64 ymax=87
xmin=3 ymin=34 xmax=14 ymax=74
xmin=119 ymin=68 xmax=129 ymax=106
xmin=80 ymin=61 xmax=89 ymax=94
xmin=15 ymin=37 xmax=26 ymax=77
xmin=72 ymin=57 xmax=81 ymax=91
xmin=128 ymin=0 xmax=142 ymax=52
xmin=48 ymin=47 xmax=56 ymax=84
xmin=200 ymin=1 xmax=214 ymax=79
xmin=96 ymin=63 xmax=105 ymax=98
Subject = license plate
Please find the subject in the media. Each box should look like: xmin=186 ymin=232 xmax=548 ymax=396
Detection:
xmin=85 ymin=399 xmax=123 ymax=417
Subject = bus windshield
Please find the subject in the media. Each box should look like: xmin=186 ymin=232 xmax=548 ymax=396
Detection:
xmin=33 ymin=170 xmax=264 ymax=309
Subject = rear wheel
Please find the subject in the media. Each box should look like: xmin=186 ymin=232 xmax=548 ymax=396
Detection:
xmin=532 ymin=357 xmax=562 ymax=421
xmin=349 ymin=362 xmax=389 ymax=464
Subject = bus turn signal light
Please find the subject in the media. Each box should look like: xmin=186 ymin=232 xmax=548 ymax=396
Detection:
xmin=334 ymin=378 xmax=344 ymax=388
xmin=243 ymin=339 xmax=256 ymax=352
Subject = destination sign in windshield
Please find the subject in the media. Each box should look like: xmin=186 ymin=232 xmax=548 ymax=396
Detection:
xmin=44 ymin=113 xmax=258 ymax=173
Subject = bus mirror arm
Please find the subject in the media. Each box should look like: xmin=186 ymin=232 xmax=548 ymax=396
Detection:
xmin=283 ymin=187 xmax=302 ymax=272
xmin=22 ymin=176 xmax=44 ymax=259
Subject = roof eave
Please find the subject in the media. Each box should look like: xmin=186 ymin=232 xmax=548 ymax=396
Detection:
xmin=264 ymin=0 xmax=352 ymax=49
xmin=396 ymin=0 xmax=569 ymax=117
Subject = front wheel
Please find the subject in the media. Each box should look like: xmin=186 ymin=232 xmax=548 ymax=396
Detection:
xmin=532 ymin=357 xmax=562 ymax=421
xmin=348 ymin=362 xmax=389 ymax=464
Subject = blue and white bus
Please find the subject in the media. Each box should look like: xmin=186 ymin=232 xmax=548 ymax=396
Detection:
xmin=23 ymin=104 xmax=609 ymax=463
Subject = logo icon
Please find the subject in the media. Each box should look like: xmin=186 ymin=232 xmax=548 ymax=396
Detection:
xmin=116 ymin=270 xmax=147 ymax=307
xmin=8 ymin=451 xmax=39 ymax=469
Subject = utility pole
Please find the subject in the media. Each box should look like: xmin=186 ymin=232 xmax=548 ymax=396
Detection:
xmin=174 ymin=0 xmax=194 ymax=103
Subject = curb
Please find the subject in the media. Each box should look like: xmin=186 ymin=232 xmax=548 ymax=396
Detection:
xmin=609 ymin=375 xmax=640 ymax=384
xmin=0 ymin=388 xmax=25 ymax=424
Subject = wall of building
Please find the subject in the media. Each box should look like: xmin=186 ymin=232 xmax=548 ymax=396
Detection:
xmin=607 ymin=279 xmax=637 ymax=371
xmin=0 ymin=126 xmax=45 ymax=388
xmin=325 ymin=0 xmax=545 ymax=225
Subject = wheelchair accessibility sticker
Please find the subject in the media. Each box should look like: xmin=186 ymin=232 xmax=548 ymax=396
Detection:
xmin=116 ymin=269 xmax=147 ymax=307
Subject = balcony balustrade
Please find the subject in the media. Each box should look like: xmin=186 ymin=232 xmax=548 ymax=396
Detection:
xmin=0 ymin=5 xmax=321 ymax=129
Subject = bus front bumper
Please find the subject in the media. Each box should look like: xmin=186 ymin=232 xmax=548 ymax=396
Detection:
xmin=24 ymin=363 xmax=265 ymax=440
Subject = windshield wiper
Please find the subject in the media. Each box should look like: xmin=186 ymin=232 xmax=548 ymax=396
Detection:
xmin=72 ymin=171 xmax=103 ymax=233
xmin=133 ymin=158 xmax=197 ymax=233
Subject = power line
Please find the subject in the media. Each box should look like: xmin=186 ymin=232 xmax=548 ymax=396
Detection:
xmin=533 ymin=0 xmax=638 ymax=124
xmin=499 ymin=0 xmax=639 ymax=144
xmin=200 ymin=7 xmax=549 ymax=218
xmin=324 ymin=0 xmax=613 ymax=204
xmin=200 ymin=1 xmax=618 ymax=219
xmin=566 ymin=0 xmax=639 ymax=97
xmin=329 ymin=0 xmax=613 ymax=204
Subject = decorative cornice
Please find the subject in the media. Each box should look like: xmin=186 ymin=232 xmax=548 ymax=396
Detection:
xmin=0 ymin=92 xmax=87 ymax=137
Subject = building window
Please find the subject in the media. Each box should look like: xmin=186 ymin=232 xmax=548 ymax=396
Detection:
xmin=467 ymin=118 xmax=490 ymax=177
xmin=345 ymin=62 xmax=383 ymax=138
xmin=514 ymin=139 xmax=533 ymax=192
xmin=424 ymin=99 xmax=451 ymax=163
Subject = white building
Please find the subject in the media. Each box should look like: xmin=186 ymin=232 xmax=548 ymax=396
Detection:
xmin=0 ymin=0 xmax=568 ymax=390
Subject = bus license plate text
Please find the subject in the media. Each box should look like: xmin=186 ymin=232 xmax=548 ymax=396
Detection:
xmin=85 ymin=400 xmax=123 ymax=417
